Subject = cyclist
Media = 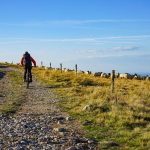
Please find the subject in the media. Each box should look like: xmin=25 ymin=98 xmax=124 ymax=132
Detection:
xmin=20 ymin=51 xmax=36 ymax=82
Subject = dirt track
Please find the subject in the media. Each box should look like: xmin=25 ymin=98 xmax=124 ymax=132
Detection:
xmin=0 ymin=66 xmax=98 ymax=150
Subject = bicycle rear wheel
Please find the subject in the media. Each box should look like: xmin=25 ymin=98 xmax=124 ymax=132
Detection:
xmin=26 ymin=71 xmax=30 ymax=89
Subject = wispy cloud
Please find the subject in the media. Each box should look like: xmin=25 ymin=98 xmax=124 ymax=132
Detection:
xmin=63 ymin=50 xmax=150 ymax=64
xmin=112 ymin=46 xmax=140 ymax=52
xmin=45 ymin=19 xmax=150 ymax=25
xmin=0 ymin=38 xmax=102 ymax=44
xmin=0 ymin=19 xmax=150 ymax=27
xmin=100 ymin=35 xmax=150 ymax=40
xmin=74 ymin=45 xmax=141 ymax=60
xmin=0 ymin=34 xmax=150 ymax=43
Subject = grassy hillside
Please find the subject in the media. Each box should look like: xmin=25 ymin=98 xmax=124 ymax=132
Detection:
xmin=33 ymin=67 xmax=150 ymax=149
xmin=2 ymin=63 xmax=150 ymax=149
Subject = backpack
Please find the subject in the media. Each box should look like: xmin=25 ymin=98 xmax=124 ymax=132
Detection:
xmin=23 ymin=53 xmax=31 ymax=66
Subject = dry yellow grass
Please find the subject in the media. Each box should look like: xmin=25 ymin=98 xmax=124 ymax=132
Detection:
xmin=3 ymin=63 xmax=150 ymax=149
xmin=33 ymin=68 xmax=150 ymax=149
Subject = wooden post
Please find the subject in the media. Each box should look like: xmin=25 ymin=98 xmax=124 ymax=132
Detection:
xmin=60 ymin=63 xmax=62 ymax=73
xmin=111 ymin=70 xmax=115 ymax=93
xmin=41 ymin=61 xmax=43 ymax=67
xmin=75 ymin=64 xmax=78 ymax=75
xmin=50 ymin=62 xmax=52 ymax=69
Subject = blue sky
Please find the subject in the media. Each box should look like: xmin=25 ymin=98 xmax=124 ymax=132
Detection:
xmin=0 ymin=0 xmax=150 ymax=73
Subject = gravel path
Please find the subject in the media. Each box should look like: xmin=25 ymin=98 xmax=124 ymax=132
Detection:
xmin=0 ymin=66 xmax=98 ymax=150
xmin=16 ymin=82 xmax=59 ymax=115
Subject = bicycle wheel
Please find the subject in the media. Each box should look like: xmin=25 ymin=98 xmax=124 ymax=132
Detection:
xmin=26 ymin=70 xmax=30 ymax=89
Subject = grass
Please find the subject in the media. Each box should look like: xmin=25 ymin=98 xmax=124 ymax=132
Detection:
xmin=0 ymin=69 xmax=25 ymax=114
xmin=32 ymin=67 xmax=150 ymax=149
xmin=2 ymin=63 xmax=150 ymax=149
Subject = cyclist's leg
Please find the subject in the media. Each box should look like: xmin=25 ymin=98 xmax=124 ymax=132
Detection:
xmin=24 ymin=66 xmax=27 ymax=82
xmin=28 ymin=66 xmax=32 ymax=82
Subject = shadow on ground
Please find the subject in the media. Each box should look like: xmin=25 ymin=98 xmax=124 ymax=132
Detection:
xmin=0 ymin=65 xmax=8 ymax=79
xmin=0 ymin=65 xmax=8 ymax=69
xmin=0 ymin=72 xmax=5 ymax=79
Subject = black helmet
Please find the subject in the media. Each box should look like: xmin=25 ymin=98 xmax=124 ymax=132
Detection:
xmin=25 ymin=51 xmax=29 ymax=55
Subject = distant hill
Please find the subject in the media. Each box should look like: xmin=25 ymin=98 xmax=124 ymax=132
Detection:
xmin=136 ymin=72 xmax=150 ymax=76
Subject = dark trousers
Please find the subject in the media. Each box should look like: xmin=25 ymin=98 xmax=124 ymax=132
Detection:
xmin=24 ymin=65 xmax=32 ymax=80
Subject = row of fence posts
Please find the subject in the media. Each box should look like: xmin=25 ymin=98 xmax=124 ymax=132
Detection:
xmin=41 ymin=61 xmax=79 ymax=75
xmin=41 ymin=61 xmax=115 ymax=94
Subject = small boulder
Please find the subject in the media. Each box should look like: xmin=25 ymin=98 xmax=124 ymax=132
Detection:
xmin=66 ymin=146 xmax=77 ymax=150
xmin=82 ymin=105 xmax=91 ymax=111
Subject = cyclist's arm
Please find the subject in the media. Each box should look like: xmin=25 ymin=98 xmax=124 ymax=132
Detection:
xmin=20 ymin=57 xmax=24 ymax=66
xmin=30 ymin=57 xmax=36 ymax=67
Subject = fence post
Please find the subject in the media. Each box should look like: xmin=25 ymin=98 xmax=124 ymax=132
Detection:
xmin=60 ymin=63 xmax=62 ymax=73
xmin=41 ymin=61 xmax=43 ymax=67
xmin=50 ymin=62 xmax=52 ymax=69
xmin=111 ymin=70 xmax=115 ymax=93
xmin=75 ymin=64 xmax=78 ymax=75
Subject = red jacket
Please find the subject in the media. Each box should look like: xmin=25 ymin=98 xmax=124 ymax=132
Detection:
xmin=20 ymin=56 xmax=36 ymax=67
